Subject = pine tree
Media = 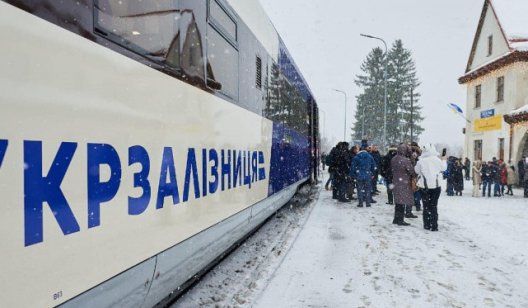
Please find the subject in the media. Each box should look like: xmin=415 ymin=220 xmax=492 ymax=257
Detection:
xmin=354 ymin=47 xmax=385 ymax=144
xmin=386 ymin=40 xmax=423 ymax=144
xmin=354 ymin=40 xmax=423 ymax=147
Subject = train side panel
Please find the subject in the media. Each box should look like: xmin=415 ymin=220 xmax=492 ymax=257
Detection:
xmin=0 ymin=2 xmax=275 ymax=306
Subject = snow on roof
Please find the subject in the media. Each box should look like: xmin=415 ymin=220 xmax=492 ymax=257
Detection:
xmin=511 ymin=41 xmax=528 ymax=51
xmin=490 ymin=0 xmax=528 ymax=41
xmin=507 ymin=104 xmax=528 ymax=116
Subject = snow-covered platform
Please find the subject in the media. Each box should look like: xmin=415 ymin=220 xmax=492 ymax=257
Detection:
xmin=254 ymin=179 xmax=528 ymax=307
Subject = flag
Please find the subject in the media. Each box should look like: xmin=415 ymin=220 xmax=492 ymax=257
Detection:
xmin=447 ymin=103 xmax=464 ymax=114
xmin=447 ymin=103 xmax=471 ymax=123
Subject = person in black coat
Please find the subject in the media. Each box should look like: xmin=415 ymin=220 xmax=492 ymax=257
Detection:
xmin=518 ymin=158 xmax=525 ymax=187
xmin=346 ymin=146 xmax=359 ymax=200
xmin=326 ymin=144 xmax=339 ymax=198
xmin=380 ymin=146 xmax=397 ymax=205
xmin=490 ymin=159 xmax=501 ymax=196
xmin=453 ymin=159 xmax=464 ymax=196
xmin=481 ymin=161 xmax=492 ymax=197
xmin=370 ymin=145 xmax=382 ymax=194
xmin=446 ymin=156 xmax=457 ymax=196
xmin=464 ymin=157 xmax=471 ymax=181
xmin=332 ymin=142 xmax=352 ymax=202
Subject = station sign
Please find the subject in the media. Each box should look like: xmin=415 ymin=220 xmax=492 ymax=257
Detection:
xmin=474 ymin=114 xmax=502 ymax=132
xmin=480 ymin=109 xmax=495 ymax=118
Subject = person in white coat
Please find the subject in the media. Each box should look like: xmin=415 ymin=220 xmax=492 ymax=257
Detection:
xmin=414 ymin=144 xmax=447 ymax=231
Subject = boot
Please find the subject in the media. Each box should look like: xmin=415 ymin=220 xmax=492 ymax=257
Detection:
xmin=392 ymin=204 xmax=399 ymax=224
xmin=394 ymin=204 xmax=410 ymax=226
xmin=405 ymin=213 xmax=418 ymax=218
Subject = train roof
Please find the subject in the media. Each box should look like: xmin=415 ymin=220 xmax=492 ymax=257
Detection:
xmin=227 ymin=0 xmax=316 ymax=104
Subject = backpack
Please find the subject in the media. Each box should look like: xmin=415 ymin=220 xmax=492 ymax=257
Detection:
xmin=325 ymin=148 xmax=337 ymax=167
xmin=325 ymin=154 xmax=333 ymax=167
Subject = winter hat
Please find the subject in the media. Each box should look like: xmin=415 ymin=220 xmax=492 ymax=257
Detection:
xmin=360 ymin=139 xmax=369 ymax=151
xmin=422 ymin=143 xmax=439 ymax=156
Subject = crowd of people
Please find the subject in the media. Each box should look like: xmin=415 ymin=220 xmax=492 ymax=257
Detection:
xmin=322 ymin=140 xmax=447 ymax=231
xmin=321 ymin=141 xmax=528 ymax=231
xmin=470 ymin=157 xmax=528 ymax=198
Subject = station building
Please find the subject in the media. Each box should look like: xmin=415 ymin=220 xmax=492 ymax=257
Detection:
xmin=459 ymin=0 xmax=528 ymax=164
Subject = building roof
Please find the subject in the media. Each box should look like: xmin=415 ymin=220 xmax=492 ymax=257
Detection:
xmin=459 ymin=0 xmax=528 ymax=83
xmin=504 ymin=104 xmax=528 ymax=124
xmin=491 ymin=0 xmax=528 ymax=42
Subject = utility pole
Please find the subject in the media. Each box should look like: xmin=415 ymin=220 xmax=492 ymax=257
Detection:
xmin=410 ymin=87 xmax=414 ymax=143
xmin=332 ymin=89 xmax=347 ymax=141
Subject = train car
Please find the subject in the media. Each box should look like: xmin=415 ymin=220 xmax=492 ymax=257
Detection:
xmin=0 ymin=0 xmax=319 ymax=306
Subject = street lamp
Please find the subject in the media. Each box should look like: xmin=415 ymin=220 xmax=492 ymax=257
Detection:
xmin=332 ymin=89 xmax=347 ymax=141
xmin=360 ymin=33 xmax=388 ymax=149
xmin=361 ymin=104 xmax=365 ymax=139
xmin=410 ymin=87 xmax=414 ymax=143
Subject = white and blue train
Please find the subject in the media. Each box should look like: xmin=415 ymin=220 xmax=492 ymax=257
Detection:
xmin=0 ymin=0 xmax=320 ymax=306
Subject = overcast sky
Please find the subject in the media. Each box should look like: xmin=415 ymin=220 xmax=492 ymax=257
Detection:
xmin=259 ymin=0 xmax=484 ymax=148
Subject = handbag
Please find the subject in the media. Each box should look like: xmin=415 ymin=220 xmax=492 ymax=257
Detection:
xmin=410 ymin=176 xmax=418 ymax=192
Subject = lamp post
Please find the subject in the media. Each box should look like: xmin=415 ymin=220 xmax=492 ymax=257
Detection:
xmin=360 ymin=33 xmax=388 ymax=149
xmin=332 ymin=89 xmax=347 ymax=141
xmin=361 ymin=104 xmax=365 ymax=139
xmin=410 ymin=87 xmax=414 ymax=144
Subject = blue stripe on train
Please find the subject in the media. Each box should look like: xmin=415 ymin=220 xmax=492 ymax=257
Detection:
xmin=268 ymin=122 xmax=310 ymax=196
xmin=0 ymin=140 xmax=7 ymax=168
xmin=278 ymin=38 xmax=314 ymax=103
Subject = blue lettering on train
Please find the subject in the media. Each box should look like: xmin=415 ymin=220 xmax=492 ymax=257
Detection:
xmin=16 ymin=140 xmax=266 ymax=246
xmin=209 ymin=149 xmax=219 ymax=194
xmin=87 ymin=143 xmax=122 ymax=228
xmin=157 ymin=147 xmax=179 ymax=208
xmin=183 ymin=148 xmax=200 ymax=202
xmin=128 ymin=145 xmax=151 ymax=215
xmin=0 ymin=139 xmax=7 ymax=168
xmin=24 ymin=141 xmax=80 ymax=246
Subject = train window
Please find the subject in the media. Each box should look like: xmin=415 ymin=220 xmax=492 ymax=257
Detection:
xmin=208 ymin=0 xmax=237 ymax=44
xmin=264 ymin=62 xmax=308 ymax=135
xmin=206 ymin=0 xmax=238 ymax=99
xmin=94 ymin=0 xmax=181 ymax=65
xmin=207 ymin=27 xmax=238 ymax=99
xmin=256 ymin=56 xmax=262 ymax=89
xmin=95 ymin=0 xmax=220 ymax=88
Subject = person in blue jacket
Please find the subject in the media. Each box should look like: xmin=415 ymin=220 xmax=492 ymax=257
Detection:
xmin=350 ymin=145 xmax=377 ymax=207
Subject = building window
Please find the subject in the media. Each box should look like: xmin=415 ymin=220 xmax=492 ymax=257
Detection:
xmin=475 ymin=84 xmax=481 ymax=108
xmin=497 ymin=76 xmax=504 ymax=102
xmin=256 ymin=56 xmax=262 ymax=89
xmin=498 ymin=138 xmax=505 ymax=161
xmin=474 ymin=140 xmax=482 ymax=161
xmin=488 ymin=35 xmax=493 ymax=56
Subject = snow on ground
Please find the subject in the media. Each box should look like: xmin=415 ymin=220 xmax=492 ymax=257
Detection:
xmin=172 ymin=171 xmax=528 ymax=308
xmin=171 ymin=185 xmax=319 ymax=307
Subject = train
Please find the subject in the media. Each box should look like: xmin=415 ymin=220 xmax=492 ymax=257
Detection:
xmin=0 ymin=0 xmax=320 ymax=307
